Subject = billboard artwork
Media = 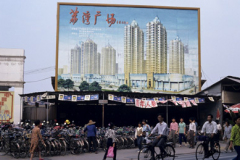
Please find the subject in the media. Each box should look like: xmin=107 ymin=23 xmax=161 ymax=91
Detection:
xmin=0 ymin=92 xmax=14 ymax=123
xmin=56 ymin=3 xmax=200 ymax=94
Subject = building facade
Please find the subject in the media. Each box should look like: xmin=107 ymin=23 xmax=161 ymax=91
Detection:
xmin=70 ymin=45 xmax=81 ymax=74
xmin=169 ymin=36 xmax=185 ymax=74
xmin=81 ymin=39 xmax=99 ymax=74
xmin=146 ymin=17 xmax=167 ymax=88
xmin=124 ymin=20 xmax=144 ymax=74
xmin=100 ymin=44 xmax=116 ymax=75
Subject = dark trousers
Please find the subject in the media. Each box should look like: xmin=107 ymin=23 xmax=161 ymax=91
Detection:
xmin=150 ymin=136 xmax=167 ymax=158
xmin=179 ymin=133 xmax=187 ymax=145
xmin=204 ymin=135 xmax=214 ymax=155
xmin=103 ymin=138 xmax=117 ymax=160
xmin=189 ymin=130 xmax=195 ymax=147
xmin=87 ymin=136 xmax=97 ymax=152
xmin=233 ymin=146 xmax=240 ymax=160
xmin=137 ymin=136 xmax=143 ymax=150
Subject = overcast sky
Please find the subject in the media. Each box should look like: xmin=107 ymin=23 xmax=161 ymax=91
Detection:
xmin=0 ymin=0 xmax=239 ymax=94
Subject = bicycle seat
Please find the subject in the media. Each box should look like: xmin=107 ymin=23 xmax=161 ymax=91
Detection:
xmin=166 ymin=142 xmax=173 ymax=145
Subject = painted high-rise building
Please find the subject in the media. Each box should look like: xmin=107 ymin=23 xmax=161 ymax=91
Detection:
xmin=100 ymin=44 xmax=116 ymax=75
xmin=146 ymin=17 xmax=167 ymax=74
xmin=81 ymin=39 xmax=99 ymax=74
xmin=70 ymin=45 xmax=81 ymax=74
xmin=124 ymin=20 xmax=144 ymax=74
xmin=169 ymin=36 xmax=185 ymax=74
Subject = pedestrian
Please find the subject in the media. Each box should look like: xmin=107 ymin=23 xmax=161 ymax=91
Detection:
xmin=103 ymin=122 xmax=117 ymax=160
xmin=230 ymin=116 xmax=240 ymax=160
xmin=188 ymin=117 xmax=196 ymax=149
xmin=223 ymin=121 xmax=233 ymax=153
xmin=142 ymin=119 xmax=151 ymax=137
xmin=193 ymin=118 xmax=198 ymax=146
xmin=216 ymin=120 xmax=223 ymax=141
xmin=178 ymin=118 xmax=187 ymax=147
xmin=84 ymin=120 xmax=98 ymax=154
xmin=29 ymin=120 xmax=45 ymax=160
xmin=135 ymin=122 xmax=143 ymax=151
xmin=169 ymin=117 xmax=178 ymax=148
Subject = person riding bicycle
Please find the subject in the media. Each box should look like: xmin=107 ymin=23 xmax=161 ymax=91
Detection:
xmin=148 ymin=114 xmax=168 ymax=160
xmin=200 ymin=114 xmax=217 ymax=158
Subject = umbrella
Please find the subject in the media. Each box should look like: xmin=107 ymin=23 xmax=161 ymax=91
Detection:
xmin=224 ymin=103 xmax=240 ymax=113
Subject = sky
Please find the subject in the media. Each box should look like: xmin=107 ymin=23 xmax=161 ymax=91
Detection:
xmin=58 ymin=5 xmax=198 ymax=75
xmin=0 ymin=0 xmax=240 ymax=94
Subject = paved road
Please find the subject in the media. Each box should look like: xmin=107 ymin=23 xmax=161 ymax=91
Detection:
xmin=0 ymin=149 xmax=237 ymax=160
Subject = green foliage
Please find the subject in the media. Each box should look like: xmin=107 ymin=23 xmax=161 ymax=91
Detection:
xmin=58 ymin=79 xmax=65 ymax=88
xmin=89 ymin=81 xmax=102 ymax=91
xmin=117 ymin=84 xmax=132 ymax=92
xmin=63 ymin=79 xmax=74 ymax=89
xmin=79 ymin=81 xmax=89 ymax=91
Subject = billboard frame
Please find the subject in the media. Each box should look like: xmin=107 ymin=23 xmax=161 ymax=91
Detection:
xmin=55 ymin=3 xmax=201 ymax=93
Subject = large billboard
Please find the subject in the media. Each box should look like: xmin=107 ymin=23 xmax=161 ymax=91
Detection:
xmin=56 ymin=3 xmax=201 ymax=94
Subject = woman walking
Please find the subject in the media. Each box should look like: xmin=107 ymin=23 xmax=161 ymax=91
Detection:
xmin=30 ymin=120 xmax=45 ymax=160
xmin=135 ymin=122 xmax=143 ymax=151
xmin=223 ymin=121 xmax=233 ymax=152
xmin=178 ymin=118 xmax=187 ymax=147
xmin=103 ymin=122 xmax=117 ymax=160
xmin=142 ymin=119 xmax=151 ymax=137
xmin=169 ymin=117 xmax=178 ymax=148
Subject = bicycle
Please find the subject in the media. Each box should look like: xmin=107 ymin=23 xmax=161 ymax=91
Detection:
xmin=195 ymin=135 xmax=220 ymax=160
xmin=138 ymin=136 xmax=175 ymax=160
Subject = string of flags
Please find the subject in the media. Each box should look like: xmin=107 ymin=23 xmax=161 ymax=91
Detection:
xmin=108 ymin=94 xmax=213 ymax=109
xmin=58 ymin=94 xmax=99 ymax=101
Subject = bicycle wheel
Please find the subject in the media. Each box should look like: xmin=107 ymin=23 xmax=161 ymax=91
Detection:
xmin=60 ymin=139 xmax=67 ymax=155
xmin=12 ymin=142 xmax=20 ymax=159
xmin=212 ymin=143 xmax=220 ymax=160
xmin=138 ymin=148 xmax=152 ymax=160
xmin=196 ymin=143 xmax=205 ymax=160
xmin=39 ymin=141 xmax=47 ymax=157
xmin=164 ymin=144 xmax=175 ymax=160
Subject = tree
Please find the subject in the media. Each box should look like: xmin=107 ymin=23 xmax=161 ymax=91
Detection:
xmin=58 ymin=79 xmax=65 ymax=88
xmin=63 ymin=79 xmax=74 ymax=90
xmin=79 ymin=81 xmax=89 ymax=91
xmin=117 ymin=84 xmax=132 ymax=92
xmin=89 ymin=81 xmax=102 ymax=91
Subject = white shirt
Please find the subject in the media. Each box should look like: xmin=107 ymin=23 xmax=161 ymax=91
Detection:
xmin=151 ymin=122 xmax=168 ymax=136
xmin=217 ymin=124 xmax=222 ymax=131
xmin=189 ymin=122 xmax=196 ymax=132
xmin=201 ymin=121 xmax=217 ymax=134
xmin=105 ymin=129 xmax=116 ymax=142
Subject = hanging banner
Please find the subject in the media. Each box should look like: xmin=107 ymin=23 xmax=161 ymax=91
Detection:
xmin=190 ymin=99 xmax=197 ymax=106
xmin=135 ymin=99 xmax=157 ymax=108
xmin=36 ymin=95 xmax=41 ymax=102
xmin=59 ymin=94 xmax=64 ymax=100
xmin=171 ymin=96 xmax=176 ymax=101
xmin=72 ymin=95 xmax=77 ymax=102
xmin=77 ymin=95 xmax=85 ymax=101
xmin=64 ymin=95 xmax=72 ymax=101
xmin=108 ymin=94 xmax=114 ymax=101
xmin=90 ymin=94 xmax=99 ymax=100
xmin=177 ymin=101 xmax=186 ymax=108
xmin=208 ymin=97 xmax=214 ymax=102
xmin=121 ymin=96 xmax=126 ymax=103
xmin=169 ymin=99 xmax=178 ymax=106
xmin=194 ymin=97 xmax=199 ymax=103
xmin=198 ymin=98 xmax=205 ymax=103
xmin=158 ymin=97 xmax=168 ymax=104
xmin=126 ymin=97 xmax=134 ymax=103
xmin=85 ymin=95 xmax=90 ymax=101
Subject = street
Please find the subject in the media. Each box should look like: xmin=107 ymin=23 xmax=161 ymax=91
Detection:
xmin=1 ymin=145 xmax=237 ymax=160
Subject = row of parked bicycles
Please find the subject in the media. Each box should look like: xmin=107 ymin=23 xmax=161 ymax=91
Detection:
xmin=0 ymin=123 xmax=137 ymax=159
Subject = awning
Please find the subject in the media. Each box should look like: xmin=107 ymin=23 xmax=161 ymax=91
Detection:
xmin=224 ymin=103 xmax=240 ymax=113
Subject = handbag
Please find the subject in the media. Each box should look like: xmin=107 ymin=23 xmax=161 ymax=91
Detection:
xmin=107 ymin=146 xmax=114 ymax=158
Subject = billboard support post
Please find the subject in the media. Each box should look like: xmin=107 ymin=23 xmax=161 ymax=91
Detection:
xmin=102 ymin=104 xmax=104 ymax=127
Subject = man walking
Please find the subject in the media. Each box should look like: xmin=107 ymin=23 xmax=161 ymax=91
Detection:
xmin=84 ymin=120 xmax=98 ymax=154
xmin=230 ymin=116 xmax=240 ymax=160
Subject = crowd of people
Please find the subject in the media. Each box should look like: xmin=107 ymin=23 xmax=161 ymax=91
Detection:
xmin=2 ymin=113 xmax=239 ymax=160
